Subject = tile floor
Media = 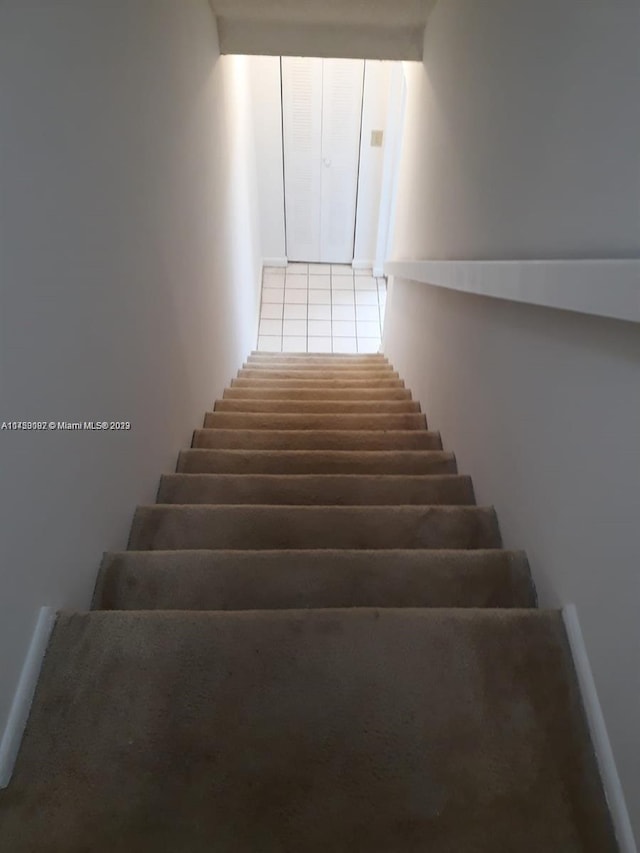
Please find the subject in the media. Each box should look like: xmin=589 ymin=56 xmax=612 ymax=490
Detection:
xmin=257 ymin=263 xmax=386 ymax=353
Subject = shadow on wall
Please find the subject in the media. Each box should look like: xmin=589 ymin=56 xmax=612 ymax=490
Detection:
xmin=0 ymin=1 xmax=262 ymax=749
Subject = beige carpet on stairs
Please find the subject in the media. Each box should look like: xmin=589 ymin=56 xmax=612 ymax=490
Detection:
xmin=0 ymin=352 xmax=617 ymax=852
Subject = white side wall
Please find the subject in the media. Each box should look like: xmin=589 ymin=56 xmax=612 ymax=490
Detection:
xmin=385 ymin=0 xmax=640 ymax=839
xmin=217 ymin=19 xmax=425 ymax=61
xmin=383 ymin=280 xmax=640 ymax=841
xmin=0 ymin=1 xmax=261 ymax=738
xmin=248 ymin=56 xmax=287 ymax=264
xmin=353 ymin=61 xmax=392 ymax=268
xmin=392 ymin=0 xmax=640 ymax=260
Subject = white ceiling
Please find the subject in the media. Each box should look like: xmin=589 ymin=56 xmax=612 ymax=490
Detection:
xmin=209 ymin=0 xmax=436 ymax=59
xmin=210 ymin=0 xmax=436 ymax=28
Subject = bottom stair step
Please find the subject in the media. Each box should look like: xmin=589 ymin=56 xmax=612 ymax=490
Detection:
xmin=0 ymin=609 xmax=615 ymax=852
xmin=93 ymin=549 xmax=536 ymax=610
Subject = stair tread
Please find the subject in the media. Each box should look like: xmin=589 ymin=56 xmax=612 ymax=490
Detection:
xmin=238 ymin=369 xmax=400 ymax=380
xmin=178 ymin=448 xmax=455 ymax=474
xmin=191 ymin=429 xmax=443 ymax=450
xmin=128 ymin=504 xmax=501 ymax=550
xmin=243 ymin=362 xmax=395 ymax=371
xmin=232 ymin=378 xmax=405 ymax=387
xmin=1 ymin=608 xmax=615 ymax=852
xmin=156 ymin=472 xmax=475 ymax=506
xmin=93 ymin=548 xmax=535 ymax=610
xmin=222 ymin=387 xmax=413 ymax=400
xmin=212 ymin=400 xmax=421 ymax=413
xmin=203 ymin=412 xmax=427 ymax=430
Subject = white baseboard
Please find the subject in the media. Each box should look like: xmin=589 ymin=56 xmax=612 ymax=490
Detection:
xmin=263 ymin=257 xmax=288 ymax=268
xmin=385 ymin=259 xmax=640 ymax=325
xmin=352 ymin=259 xmax=374 ymax=271
xmin=562 ymin=605 xmax=637 ymax=853
xmin=0 ymin=607 xmax=56 ymax=788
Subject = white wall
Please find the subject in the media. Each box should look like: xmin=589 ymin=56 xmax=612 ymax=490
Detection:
xmin=385 ymin=0 xmax=640 ymax=839
xmin=0 ymin=1 xmax=261 ymax=739
xmin=383 ymin=279 xmax=640 ymax=840
xmin=392 ymin=0 xmax=640 ymax=260
xmin=353 ymin=61 xmax=392 ymax=268
xmin=217 ymin=19 xmax=425 ymax=61
xmin=248 ymin=56 xmax=287 ymax=265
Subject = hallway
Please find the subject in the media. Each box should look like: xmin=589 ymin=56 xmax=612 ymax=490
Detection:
xmin=257 ymin=264 xmax=386 ymax=353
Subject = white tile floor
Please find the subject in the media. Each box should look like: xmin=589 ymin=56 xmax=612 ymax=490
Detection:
xmin=257 ymin=264 xmax=386 ymax=353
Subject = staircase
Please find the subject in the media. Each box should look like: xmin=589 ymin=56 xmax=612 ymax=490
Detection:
xmin=0 ymin=353 xmax=617 ymax=851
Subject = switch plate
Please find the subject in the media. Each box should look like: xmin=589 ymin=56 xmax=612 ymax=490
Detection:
xmin=370 ymin=130 xmax=384 ymax=147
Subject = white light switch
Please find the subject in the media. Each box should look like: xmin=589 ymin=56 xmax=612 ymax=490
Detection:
xmin=370 ymin=130 xmax=384 ymax=147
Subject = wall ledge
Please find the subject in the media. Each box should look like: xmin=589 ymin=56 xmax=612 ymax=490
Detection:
xmin=384 ymin=259 xmax=640 ymax=324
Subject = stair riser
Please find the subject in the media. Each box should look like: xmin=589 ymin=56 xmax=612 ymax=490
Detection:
xmin=222 ymin=388 xmax=412 ymax=401
xmin=128 ymin=506 xmax=501 ymax=550
xmin=94 ymin=550 xmax=536 ymax=610
xmin=177 ymin=450 xmax=456 ymax=475
xmin=191 ymin=430 xmax=443 ymax=451
xmin=156 ymin=474 xmax=475 ymax=506
xmin=238 ymin=370 xmax=399 ymax=381
xmin=231 ymin=378 xmax=405 ymax=388
xmin=246 ymin=359 xmax=389 ymax=368
xmin=203 ymin=413 xmax=427 ymax=431
xmin=243 ymin=364 xmax=393 ymax=373
xmin=212 ymin=400 xmax=421 ymax=414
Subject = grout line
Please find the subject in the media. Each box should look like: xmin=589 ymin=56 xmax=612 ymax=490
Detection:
xmin=329 ymin=266 xmax=334 ymax=353
xmin=256 ymin=268 xmax=265 ymax=350
xmin=280 ymin=279 xmax=285 ymax=352
xmin=353 ymin=271 xmax=358 ymax=354
xmin=305 ymin=269 xmax=309 ymax=353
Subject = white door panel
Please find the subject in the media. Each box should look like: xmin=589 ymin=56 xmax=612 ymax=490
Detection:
xmin=319 ymin=59 xmax=365 ymax=263
xmin=282 ymin=57 xmax=323 ymax=262
xmin=282 ymin=58 xmax=364 ymax=263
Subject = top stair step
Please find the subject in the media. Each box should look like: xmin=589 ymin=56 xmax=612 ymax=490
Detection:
xmin=247 ymin=354 xmax=388 ymax=365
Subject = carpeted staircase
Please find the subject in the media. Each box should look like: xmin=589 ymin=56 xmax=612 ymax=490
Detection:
xmin=0 ymin=353 xmax=617 ymax=851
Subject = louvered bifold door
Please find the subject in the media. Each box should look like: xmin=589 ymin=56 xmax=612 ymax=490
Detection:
xmin=282 ymin=57 xmax=323 ymax=262
xmin=319 ymin=59 xmax=365 ymax=263
xmin=282 ymin=58 xmax=365 ymax=263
